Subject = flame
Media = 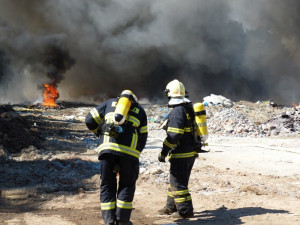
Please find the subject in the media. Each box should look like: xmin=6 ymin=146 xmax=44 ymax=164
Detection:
xmin=43 ymin=83 xmax=59 ymax=107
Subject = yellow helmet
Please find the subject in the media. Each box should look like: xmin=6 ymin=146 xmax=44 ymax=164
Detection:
xmin=165 ymin=79 xmax=185 ymax=97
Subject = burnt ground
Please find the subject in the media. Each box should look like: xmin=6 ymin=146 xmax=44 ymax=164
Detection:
xmin=1 ymin=101 xmax=300 ymax=225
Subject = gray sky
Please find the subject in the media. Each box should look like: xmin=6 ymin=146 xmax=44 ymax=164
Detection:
xmin=0 ymin=0 xmax=300 ymax=105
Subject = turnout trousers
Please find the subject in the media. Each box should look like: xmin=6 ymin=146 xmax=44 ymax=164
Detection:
xmin=165 ymin=157 xmax=195 ymax=216
xmin=99 ymin=153 xmax=139 ymax=224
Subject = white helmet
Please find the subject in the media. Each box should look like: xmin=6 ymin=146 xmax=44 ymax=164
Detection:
xmin=165 ymin=79 xmax=185 ymax=97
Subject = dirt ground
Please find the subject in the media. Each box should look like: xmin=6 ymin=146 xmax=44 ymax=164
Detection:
xmin=1 ymin=103 xmax=300 ymax=225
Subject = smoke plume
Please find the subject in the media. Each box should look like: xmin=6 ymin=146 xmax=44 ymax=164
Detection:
xmin=0 ymin=0 xmax=300 ymax=105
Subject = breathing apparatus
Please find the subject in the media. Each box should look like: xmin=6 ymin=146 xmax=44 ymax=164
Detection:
xmin=193 ymin=102 xmax=208 ymax=143
xmin=114 ymin=90 xmax=137 ymax=125
xmin=103 ymin=90 xmax=137 ymax=138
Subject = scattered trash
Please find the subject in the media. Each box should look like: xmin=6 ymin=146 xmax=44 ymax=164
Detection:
xmin=203 ymin=94 xmax=233 ymax=107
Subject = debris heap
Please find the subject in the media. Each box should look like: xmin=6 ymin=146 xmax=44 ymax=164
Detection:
xmin=0 ymin=105 xmax=44 ymax=155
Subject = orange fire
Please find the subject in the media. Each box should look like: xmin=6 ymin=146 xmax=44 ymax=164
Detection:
xmin=43 ymin=83 xmax=59 ymax=107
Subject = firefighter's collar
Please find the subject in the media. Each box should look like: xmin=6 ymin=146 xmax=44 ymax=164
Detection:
xmin=168 ymin=97 xmax=191 ymax=106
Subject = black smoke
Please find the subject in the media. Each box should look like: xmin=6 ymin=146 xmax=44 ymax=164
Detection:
xmin=0 ymin=0 xmax=300 ymax=104
xmin=43 ymin=43 xmax=75 ymax=88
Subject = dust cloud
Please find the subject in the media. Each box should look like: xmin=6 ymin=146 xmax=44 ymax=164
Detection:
xmin=0 ymin=0 xmax=299 ymax=104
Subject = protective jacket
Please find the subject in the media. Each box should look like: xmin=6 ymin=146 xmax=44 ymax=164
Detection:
xmin=85 ymin=98 xmax=148 ymax=161
xmin=161 ymin=103 xmax=198 ymax=159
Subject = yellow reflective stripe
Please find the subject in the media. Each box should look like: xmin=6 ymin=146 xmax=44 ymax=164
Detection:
xmin=139 ymin=125 xmax=148 ymax=133
xmin=167 ymin=127 xmax=184 ymax=134
xmin=174 ymin=195 xmax=192 ymax=203
xmin=103 ymin=133 xmax=110 ymax=143
xmin=130 ymin=133 xmax=137 ymax=149
xmin=163 ymin=139 xmax=175 ymax=149
xmin=90 ymin=108 xmax=102 ymax=125
xmin=184 ymin=127 xmax=191 ymax=132
xmin=101 ymin=201 xmax=116 ymax=210
xmin=168 ymin=191 xmax=174 ymax=197
xmin=173 ymin=189 xmax=189 ymax=196
xmin=169 ymin=151 xmax=197 ymax=159
xmin=117 ymin=199 xmax=132 ymax=209
xmin=98 ymin=143 xmax=140 ymax=158
xmin=127 ymin=115 xmax=140 ymax=127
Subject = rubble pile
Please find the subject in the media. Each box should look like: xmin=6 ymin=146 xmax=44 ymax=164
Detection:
xmin=146 ymin=96 xmax=300 ymax=137
xmin=206 ymin=101 xmax=300 ymax=137
xmin=0 ymin=105 xmax=44 ymax=155
xmin=207 ymin=107 xmax=259 ymax=137
xmin=264 ymin=109 xmax=300 ymax=136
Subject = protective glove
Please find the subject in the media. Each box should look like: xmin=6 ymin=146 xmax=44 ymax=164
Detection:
xmin=158 ymin=153 xmax=166 ymax=163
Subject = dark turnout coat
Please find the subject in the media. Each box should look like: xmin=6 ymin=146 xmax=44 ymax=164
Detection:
xmin=85 ymin=98 xmax=148 ymax=161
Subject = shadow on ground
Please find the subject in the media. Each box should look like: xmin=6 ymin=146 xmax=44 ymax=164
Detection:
xmin=168 ymin=206 xmax=289 ymax=225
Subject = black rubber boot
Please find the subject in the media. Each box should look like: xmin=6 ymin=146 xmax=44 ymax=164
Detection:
xmin=116 ymin=221 xmax=133 ymax=225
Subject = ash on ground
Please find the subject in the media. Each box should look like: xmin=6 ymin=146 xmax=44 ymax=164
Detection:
xmin=1 ymin=97 xmax=300 ymax=201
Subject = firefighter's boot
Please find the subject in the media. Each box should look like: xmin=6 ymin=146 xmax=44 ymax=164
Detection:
xmin=116 ymin=221 xmax=133 ymax=225
xmin=171 ymin=211 xmax=194 ymax=219
xmin=158 ymin=207 xmax=176 ymax=215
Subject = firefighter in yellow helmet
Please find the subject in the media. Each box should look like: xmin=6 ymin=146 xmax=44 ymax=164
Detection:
xmin=85 ymin=90 xmax=148 ymax=225
xmin=158 ymin=79 xmax=204 ymax=218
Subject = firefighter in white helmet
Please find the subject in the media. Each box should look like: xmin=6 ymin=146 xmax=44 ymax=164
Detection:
xmin=85 ymin=90 xmax=148 ymax=225
xmin=158 ymin=79 xmax=205 ymax=218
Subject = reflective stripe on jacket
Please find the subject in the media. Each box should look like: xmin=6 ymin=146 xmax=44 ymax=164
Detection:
xmin=161 ymin=104 xmax=197 ymax=159
xmin=85 ymin=98 xmax=148 ymax=161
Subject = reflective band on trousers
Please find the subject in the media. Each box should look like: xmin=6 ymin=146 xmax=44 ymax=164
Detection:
xmin=169 ymin=189 xmax=190 ymax=197
xmin=168 ymin=191 xmax=174 ymax=197
xmin=101 ymin=201 xmax=116 ymax=210
xmin=173 ymin=189 xmax=190 ymax=195
xmin=169 ymin=151 xmax=198 ymax=159
xmin=117 ymin=199 xmax=132 ymax=209
xmin=98 ymin=143 xmax=141 ymax=159
xmin=174 ymin=195 xmax=192 ymax=203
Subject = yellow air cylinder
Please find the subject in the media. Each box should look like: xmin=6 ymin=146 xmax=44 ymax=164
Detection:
xmin=193 ymin=102 xmax=208 ymax=142
xmin=113 ymin=90 xmax=133 ymax=125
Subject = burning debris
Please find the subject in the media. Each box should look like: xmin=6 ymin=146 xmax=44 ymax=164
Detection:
xmin=40 ymin=43 xmax=75 ymax=108
xmin=42 ymin=83 xmax=59 ymax=108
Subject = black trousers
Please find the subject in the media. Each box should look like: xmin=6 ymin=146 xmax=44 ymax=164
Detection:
xmin=99 ymin=153 xmax=139 ymax=224
xmin=165 ymin=157 xmax=195 ymax=216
